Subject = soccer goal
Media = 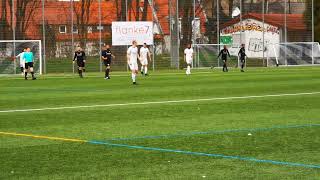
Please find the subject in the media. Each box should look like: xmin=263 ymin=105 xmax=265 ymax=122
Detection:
xmin=266 ymin=42 xmax=320 ymax=67
xmin=193 ymin=44 xmax=241 ymax=69
xmin=0 ymin=40 xmax=42 ymax=75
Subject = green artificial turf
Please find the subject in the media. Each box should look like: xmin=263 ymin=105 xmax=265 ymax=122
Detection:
xmin=0 ymin=67 xmax=320 ymax=179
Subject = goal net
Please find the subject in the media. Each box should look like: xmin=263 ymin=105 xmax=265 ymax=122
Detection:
xmin=266 ymin=42 xmax=320 ymax=66
xmin=0 ymin=40 xmax=42 ymax=75
xmin=193 ymin=44 xmax=241 ymax=69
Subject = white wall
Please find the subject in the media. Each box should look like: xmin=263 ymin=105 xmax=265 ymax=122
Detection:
xmin=221 ymin=18 xmax=280 ymax=58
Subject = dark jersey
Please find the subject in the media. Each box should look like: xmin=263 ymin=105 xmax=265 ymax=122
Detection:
xmin=238 ymin=47 xmax=246 ymax=60
xmin=74 ymin=51 xmax=86 ymax=61
xmin=101 ymin=49 xmax=112 ymax=61
xmin=218 ymin=49 xmax=231 ymax=60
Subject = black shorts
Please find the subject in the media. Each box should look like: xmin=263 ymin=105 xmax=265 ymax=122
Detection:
xmin=77 ymin=60 xmax=85 ymax=67
xmin=240 ymin=58 xmax=245 ymax=63
xmin=25 ymin=62 xmax=34 ymax=69
xmin=103 ymin=60 xmax=111 ymax=67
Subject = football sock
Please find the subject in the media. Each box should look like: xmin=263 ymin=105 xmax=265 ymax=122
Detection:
xmin=25 ymin=72 xmax=28 ymax=78
xmin=31 ymin=72 xmax=35 ymax=78
xmin=106 ymin=69 xmax=110 ymax=77
xmin=78 ymin=70 xmax=83 ymax=77
xmin=224 ymin=64 xmax=228 ymax=71
xmin=187 ymin=65 xmax=191 ymax=74
xmin=145 ymin=67 xmax=148 ymax=74
xmin=132 ymin=73 xmax=136 ymax=82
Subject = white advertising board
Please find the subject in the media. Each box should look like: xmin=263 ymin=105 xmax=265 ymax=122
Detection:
xmin=221 ymin=19 xmax=280 ymax=58
xmin=112 ymin=21 xmax=153 ymax=46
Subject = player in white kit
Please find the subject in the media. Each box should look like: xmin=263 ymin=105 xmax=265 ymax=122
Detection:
xmin=16 ymin=48 xmax=26 ymax=75
xmin=139 ymin=43 xmax=151 ymax=76
xmin=127 ymin=40 xmax=140 ymax=85
xmin=184 ymin=44 xmax=193 ymax=75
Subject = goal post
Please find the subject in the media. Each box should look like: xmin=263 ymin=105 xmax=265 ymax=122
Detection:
xmin=0 ymin=40 xmax=42 ymax=75
xmin=266 ymin=42 xmax=320 ymax=67
xmin=193 ymin=44 xmax=241 ymax=69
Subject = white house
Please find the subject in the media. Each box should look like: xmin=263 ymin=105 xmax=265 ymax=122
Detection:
xmin=220 ymin=13 xmax=308 ymax=58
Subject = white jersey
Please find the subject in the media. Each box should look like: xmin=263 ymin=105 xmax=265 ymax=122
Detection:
xmin=184 ymin=48 xmax=193 ymax=63
xmin=127 ymin=46 xmax=138 ymax=64
xmin=140 ymin=47 xmax=149 ymax=61
xmin=16 ymin=52 xmax=25 ymax=66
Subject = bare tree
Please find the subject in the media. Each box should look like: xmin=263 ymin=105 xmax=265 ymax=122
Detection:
xmin=8 ymin=0 xmax=41 ymax=39
xmin=73 ymin=0 xmax=93 ymax=47
xmin=0 ymin=0 xmax=12 ymax=40
xmin=229 ymin=0 xmax=234 ymax=17
xmin=141 ymin=0 xmax=149 ymax=21
xmin=288 ymin=0 xmax=291 ymax=14
xmin=3 ymin=0 xmax=41 ymax=40
xmin=179 ymin=0 xmax=193 ymax=46
xmin=249 ymin=0 xmax=254 ymax=12
xmin=135 ymin=0 xmax=140 ymax=21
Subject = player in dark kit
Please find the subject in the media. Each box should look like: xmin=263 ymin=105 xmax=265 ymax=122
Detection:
xmin=218 ymin=45 xmax=231 ymax=72
xmin=238 ymin=44 xmax=247 ymax=72
xmin=73 ymin=47 xmax=86 ymax=78
xmin=101 ymin=44 xmax=115 ymax=80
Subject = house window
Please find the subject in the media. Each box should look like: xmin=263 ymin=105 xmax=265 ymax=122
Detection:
xmin=87 ymin=26 xmax=92 ymax=33
xmin=97 ymin=26 xmax=104 ymax=31
xmin=59 ymin=25 xmax=67 ymax=33
xmin=72 ymin=26 xmax=78 ymax=34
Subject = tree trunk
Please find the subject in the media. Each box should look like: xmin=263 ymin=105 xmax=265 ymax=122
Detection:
xmin=135 ymin=0 xmax=140 ymax=21
xmin=7 ymin=0 xmax=40 ymax=40
xmin=121 ymin=0 xmax=127 ymax=20
xmin=288 ymin=0 xmax=291 ymax=14
xmin=0 ymin=0 xmax=11 ymax=40
xmin=250 ymin=0 xmax=253 ymax=12
xmin=181 ymin=0 xmax=193 ymax=46
xmin=74 ymin=0 xmax=92 ymax=48
xmin=142 ymin=0 xmax=148 ymax=21
xmin=229 ymin=0 xmax=233 ymax=17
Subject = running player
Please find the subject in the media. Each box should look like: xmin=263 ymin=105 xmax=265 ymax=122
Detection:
xmin=139 ymin=43 xmax=151 ymax=76
xmin=101 ymin=44 xmax=114 ymax=79
xmin=73 ymin=47 xmax=86 ymax=78
xmin=184 ymin=43 xmax=193 ymax=75
xmin=127 ymin=40 xmax=139 ymax=85
xmin=238 ymin=44 xmax=247 ymax=72
xmin=218 ymin=45 xmax=231 ymax=72
xmin=16 ymin=48 xmax=26 ymax=75
xmin=23 ymin=47 xmax=36 ymax=80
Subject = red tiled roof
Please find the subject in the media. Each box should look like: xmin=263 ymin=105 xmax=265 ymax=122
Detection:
xmin=221 ymin=13 xmax=307 ymax=31
xmin=2 ymin=1 xmax=208 ymax=40
xmin=35 ymin=1 xmax=117 ymax=25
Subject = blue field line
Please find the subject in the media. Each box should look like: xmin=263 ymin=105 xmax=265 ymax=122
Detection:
xmin=88 ymin=140 xmax=320 ymax=169
xmin=107 ymin=124 xmax=320 ymax=141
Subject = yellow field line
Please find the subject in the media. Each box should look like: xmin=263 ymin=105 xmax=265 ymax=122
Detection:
xmin=0 ymin=131 xmax=87 ymax=143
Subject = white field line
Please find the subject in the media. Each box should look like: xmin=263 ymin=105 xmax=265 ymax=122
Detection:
xmin=0 ymin=71 xmax=214 ymax=80
xmin=1 ymin=67 xmax=319 ymax=80
xmin=1 ymin=92 xmax=320 ymax=113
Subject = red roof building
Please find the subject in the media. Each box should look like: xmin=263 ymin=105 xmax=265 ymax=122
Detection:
xmin=220 ymin=13 xmax=310 ymax=58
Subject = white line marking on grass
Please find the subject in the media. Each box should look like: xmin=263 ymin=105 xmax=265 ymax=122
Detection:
xmin=1 ymin=92 xmax=320 ymax=113
xmin=0 ymin=71 xmax=215 ymax=80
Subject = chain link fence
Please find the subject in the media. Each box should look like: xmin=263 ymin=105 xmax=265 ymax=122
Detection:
xmin=0 ymin=0 xmax=316 ymax=74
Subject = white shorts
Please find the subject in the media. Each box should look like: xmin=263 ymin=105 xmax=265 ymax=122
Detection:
xmin=141 ymin=59 xmax=148 ymax=66
xmin=186 ymin=59 xmax=192 ymax=65
xmin=20 ymin=63 xmax=25 ymax=68
xmin=129 ymin=62 xmax=139 ymax=71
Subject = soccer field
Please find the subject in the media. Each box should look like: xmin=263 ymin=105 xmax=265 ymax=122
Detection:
xmin=0 ymin=67 xmax=320 ymax=179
